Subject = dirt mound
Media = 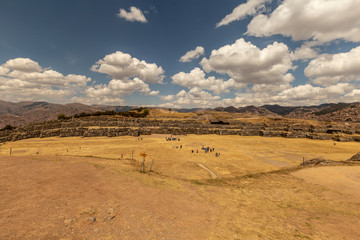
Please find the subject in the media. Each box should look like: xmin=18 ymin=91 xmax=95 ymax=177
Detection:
xmin=347 ymin=152 xmax=360 ymax=161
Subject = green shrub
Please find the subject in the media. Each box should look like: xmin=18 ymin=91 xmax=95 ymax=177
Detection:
xmin=57 ymin=114 xmax=70 ymax=120
xmin=1 ymin=124 xmax=15 ymax=131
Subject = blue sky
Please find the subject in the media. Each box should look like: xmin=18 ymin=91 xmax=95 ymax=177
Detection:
xmin=0 ymin=0 xmax=359 ymax=108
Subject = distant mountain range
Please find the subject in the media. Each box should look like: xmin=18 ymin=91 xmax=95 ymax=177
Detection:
xmin=0 ymin=101 xmax=132 ymax=127
xmin=0 ymin=100 xmax=359 ymax=128
xmin=213 ymin=102 xmax=360 ymax=122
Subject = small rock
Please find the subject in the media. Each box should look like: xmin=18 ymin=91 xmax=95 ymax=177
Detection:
xmin=88 ymin=209 xmax=96 ymax=215
xmin=88 ymin=217 xmax=96 ymax=222
xmin=102 ymin=215 xmax=115 ymax=222
xmin=64 ymin=218 xmax=74 ymax=226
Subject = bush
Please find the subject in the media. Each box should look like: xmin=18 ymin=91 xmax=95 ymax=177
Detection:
xmin=62 ymin=108 xmax=150 ymax=119
xmin=314 ymin=103 xmax=351 ymax=116
xmin=57 ymin=114 xmax=70 ymax=120
xmin=1 ymin=124 xmax=15 ymax=131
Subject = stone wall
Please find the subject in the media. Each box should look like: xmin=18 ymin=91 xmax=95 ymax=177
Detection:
xmin=1 ymin=117 xmax=359 ymax=143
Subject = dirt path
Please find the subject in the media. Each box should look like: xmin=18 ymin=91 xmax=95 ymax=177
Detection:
xmin=0 ymin=156 xmax=219 ymax=240
xmin=197 ymin=163 xmax=217 ymax=179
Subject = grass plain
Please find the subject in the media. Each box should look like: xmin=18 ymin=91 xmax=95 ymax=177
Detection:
xmin=1 ymin=134 xmax=360 ymax=239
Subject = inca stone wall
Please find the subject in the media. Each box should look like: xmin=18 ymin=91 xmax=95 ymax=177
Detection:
xmin=0 ymin=117 xmax=359 ymax=143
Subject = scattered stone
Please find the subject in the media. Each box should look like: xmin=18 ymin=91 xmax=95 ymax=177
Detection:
xmin=347 ymin=152 xmax=360 ymax=161
xmin=88 ymin=217 xmax=96 ymax=222
xmin=103 ymin=215 xmax=116 ymax=222
xmin=64 ymin=218 xmax=74 ymax=226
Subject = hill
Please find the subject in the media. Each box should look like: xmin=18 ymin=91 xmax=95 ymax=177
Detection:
xmin=0 ymin=101 xmax=131 ymax=128
xmin=213 ymin=102 xmax=360 ymax=122
xmin=1 ymin=100 xmax=360 ymax=128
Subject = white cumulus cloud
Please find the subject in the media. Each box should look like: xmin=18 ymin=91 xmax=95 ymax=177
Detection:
xmin=117 ymin=6 xmax=147 ymax=23
xmin=82 ymin=77 xmax=151 ymax=105
xmin=200 ymin=38 xmax=294 ymax=85
xmin=305 ymin=46 xmax=360 ymax=86
xmin=91 ymin=51 xmax=164 ymax=84
xmin=247 ymin=0 xmax=360 ymax=43
xmin=216 ymin=0 xmax=270 ymax=28
xmin=160 ymin=87 xmax=221 ymax=108
xmin=221 ymin=83 xmax=356 ymax=107
xmin=172 ymin=67 xmax=245 ymax=94
xmin=179 ymin=46 xmax=205 ymax=62
xmin=291 ymin=41 xmax=319 ymax=61
xmin=83 ymin=51 xmax=164 ymax=104
xmin=3 ymin=58 xmax=42 ymax=73
xmin=0 ymin=58 xmax=91 ymax=103
xmin=148 ymin=90 xmax=159 ymax=96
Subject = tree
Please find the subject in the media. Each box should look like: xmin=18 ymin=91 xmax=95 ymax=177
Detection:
xmin=57 ymin=114 xmax=69 ymax=120
xmin=1 ymin=125 xmax=15 ymax=131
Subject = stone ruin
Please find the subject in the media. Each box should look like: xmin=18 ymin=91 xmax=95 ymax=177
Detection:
xmin=0 ymin=116 xmax=360 ymax=143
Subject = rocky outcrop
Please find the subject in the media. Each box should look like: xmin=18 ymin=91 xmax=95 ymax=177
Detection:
xmin=347 ymin=152 xmax=360 ymax=161
xmin=300 ymin=158 xmax=338 ymax=166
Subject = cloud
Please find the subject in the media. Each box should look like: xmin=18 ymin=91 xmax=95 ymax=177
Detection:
xmin=83 ymin=51 xmax=165 ymax=104
xmin=161 ymin=95 xmax=175 ymax=101
xmin=171 ymin=67 xmax=245 ymax=94
xmin=247 ymin=0 xmax=360 ymax=43
xmin=305 ymin=46 xmax=360 ymax=86
xmin=3 ymin=58 xmax=42 ymax=72
xmin=0 ymin=53 xmax=164 ymax=105
xmin=0 ymin=58 xmax=91 ymax=103
xmin=343 ymin=89 xmax=360 ymax=102
xmin=216 ymin=0 xmax=270 ymax=28
xmin=252 ymin=83 xmax=291 ymax=94
xmin=117 ymin=6 xmax=147 ymax=23
xmin=0 ymin=66 xmax=9 ymax=75
xmin=160 ymin=87 xmax=221 ymax=108
xmin=91 ymin=51 xmax=164 ymax=84
xmin=290 ymin=41 xmax=319 ymax=61
xmin=81 ymin=77 xmax=151 ymax=105
xmin=221 ymin=83 xmax=356 ymax=107
xmin=179 ymin=46 xmax=205 ymax=62
xmin=200 ymin=38 xmax=294 ymax=85
xmin=148 ymin=90 xmax=159 ymax=96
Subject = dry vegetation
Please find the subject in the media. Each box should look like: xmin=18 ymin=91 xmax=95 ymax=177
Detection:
xmin=1 ymin=134 xmax=360 ymax=239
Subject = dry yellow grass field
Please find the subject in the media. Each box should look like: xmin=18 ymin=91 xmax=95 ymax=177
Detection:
xmin=1 ymin=135 xmax=360 ymax=239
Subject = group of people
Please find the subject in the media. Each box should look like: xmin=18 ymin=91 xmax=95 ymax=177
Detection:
xmin=166 ymin=136 xmax=221 ymax=157
xmin=165 ymin=137 xmax=180 ymax=141
xmin=202 ymin=146 xmax=215 ymax=153
xmin=191 ymin=146 xmax=221 ymax=157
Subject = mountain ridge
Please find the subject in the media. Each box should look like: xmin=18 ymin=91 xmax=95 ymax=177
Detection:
xmin=1 ymin=100 xmax=359 ymax=128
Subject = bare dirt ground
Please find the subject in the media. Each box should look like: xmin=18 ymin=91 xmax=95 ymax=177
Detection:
xmin=292 ymin=166 xmax=360 ymax=198
xmin=0 ymin=156 xmax=218 ymax=240
xmin=1 ymin=135 xmax=360 ymax=239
